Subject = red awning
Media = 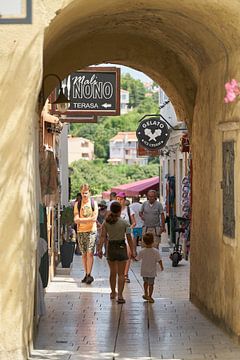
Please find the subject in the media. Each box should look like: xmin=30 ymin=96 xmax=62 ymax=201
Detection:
xmin=111 ymin=176 xmax=159 ymax=197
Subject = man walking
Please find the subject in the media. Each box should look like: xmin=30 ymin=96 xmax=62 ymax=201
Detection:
xmin=139 ymin=190 xmax=166 ymax=249
xmin=74 ymin=183 xmax=98 ymax=284
xmin=107 ymin=191 xmax=117 ymax=212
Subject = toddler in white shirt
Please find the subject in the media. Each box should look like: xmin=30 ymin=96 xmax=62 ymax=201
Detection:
xmin=137 ymin=232 xmax=164 ymax=303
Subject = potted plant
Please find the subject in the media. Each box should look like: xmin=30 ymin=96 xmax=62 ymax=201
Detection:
xmin=60 ymin=206 xmax=75 ymax=268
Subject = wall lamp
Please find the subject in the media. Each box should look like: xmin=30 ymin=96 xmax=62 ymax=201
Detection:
xmin=39 ymin=73 xmax=70 ymax=114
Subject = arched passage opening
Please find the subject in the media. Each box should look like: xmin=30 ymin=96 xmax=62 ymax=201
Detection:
xmin=40 ymin=0 xmax=240 ymax=338
xmin=3 ymin=1 xmax=240 ymax=358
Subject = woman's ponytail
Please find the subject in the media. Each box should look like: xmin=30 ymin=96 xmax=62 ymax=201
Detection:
xmin=106 ymin=201 xmax=121 ymax=224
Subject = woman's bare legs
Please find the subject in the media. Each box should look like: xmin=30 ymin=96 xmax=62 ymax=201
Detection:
xmin=124 ymin=244 xmax=131 ymax=282
xmin=117 ymin=260 xmax=127 ymax=299
xmin=107 ymin=260 xmax=117 ymax=297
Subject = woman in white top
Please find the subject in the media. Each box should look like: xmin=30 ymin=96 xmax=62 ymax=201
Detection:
xmin=116 ymin=192 xmax=136 ymax=283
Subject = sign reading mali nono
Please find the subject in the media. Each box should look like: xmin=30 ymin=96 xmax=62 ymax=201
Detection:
xmin=63 ymin=67 xmax=120 ymax=116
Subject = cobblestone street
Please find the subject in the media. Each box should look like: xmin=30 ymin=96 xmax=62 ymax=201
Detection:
xmin=30 ymin=246 xmax=240 ymax=360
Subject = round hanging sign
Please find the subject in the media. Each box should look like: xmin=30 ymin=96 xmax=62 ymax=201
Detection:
xmin=136 ymin=116 xmax=170 ymax=150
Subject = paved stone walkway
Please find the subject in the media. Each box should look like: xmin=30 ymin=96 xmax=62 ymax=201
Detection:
xmin=30 ymin=246 xmax=240 ymax=360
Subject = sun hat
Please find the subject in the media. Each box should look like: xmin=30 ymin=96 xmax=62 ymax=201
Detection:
xmin=116 ymin=192 xmax=126 ymax=198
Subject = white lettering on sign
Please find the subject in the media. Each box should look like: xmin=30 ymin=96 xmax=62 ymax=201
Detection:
xmin=142 ymin=121 xmax=164 ymax=129
xmin=72 ymin=75 xmax=113 ymax=100
xmin=141 ymin=139 xmax=163 ymax=147
xmin=73 ymin=103 xmax=99 ymax=109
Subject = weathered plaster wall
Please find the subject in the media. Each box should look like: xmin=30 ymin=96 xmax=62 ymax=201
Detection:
xmin=0 ymin=5 xmax=46 ymax=360
xmin=190 ymin=52 xmax=240 ymax=336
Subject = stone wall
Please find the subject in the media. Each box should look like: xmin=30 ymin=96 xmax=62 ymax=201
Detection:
xmin=0 ymin=7 xmax=45 ymax=360
xmin=190 ymin=52 xmax=240 ymax=336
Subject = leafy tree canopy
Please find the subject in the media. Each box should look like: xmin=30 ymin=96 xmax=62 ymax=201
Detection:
xmin=70 ymin=160 xmax=159 ymax=197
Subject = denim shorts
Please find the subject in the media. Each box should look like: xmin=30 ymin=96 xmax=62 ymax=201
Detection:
xmin=107 ymin=240 xmax=128 ymax=262
xmin=143 ymin=277 xmax=155 ymax=285
xmin=132 ymin=227 xmax=143 ymax=238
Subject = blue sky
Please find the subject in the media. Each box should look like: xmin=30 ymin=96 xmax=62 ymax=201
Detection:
xmin=117 ymin=65 xmax=153 ymax=83
xmin=97 ymin=63 xmax=153 ymax=83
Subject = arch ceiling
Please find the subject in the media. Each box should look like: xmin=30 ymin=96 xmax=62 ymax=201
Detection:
xmin=43 ymin=0 xmax=240 ymax=124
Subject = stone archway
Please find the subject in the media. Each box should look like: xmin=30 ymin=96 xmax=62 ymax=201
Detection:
xmin=42 ymin=0 xmax=240 ymax=337
xmin=1 ymin=1 xmax=240 ymax=358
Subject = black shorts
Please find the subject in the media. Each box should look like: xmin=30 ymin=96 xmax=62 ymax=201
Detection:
xmin=107 ymin=240 xmax=128 ymax=261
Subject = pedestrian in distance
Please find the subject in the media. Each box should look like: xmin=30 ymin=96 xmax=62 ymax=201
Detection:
xmin=74 ymin=184 xmax=98 ymax=284
xmin=106 ymin=191 xmax=117 ymax=213
xmin=137 ymin=232 xmax=164 ymax=303
xmin=116 ymin=192 xmax=136 ymax=283
xmin=130 ymin=196 xmax=144 ymax=254
xmin=95 ymin=199 xmax=108 ymax=255
xmin=139 ymin=189 xmax=166 ymax=249
xmin=97 ymin=201 xmax=135 ymax=304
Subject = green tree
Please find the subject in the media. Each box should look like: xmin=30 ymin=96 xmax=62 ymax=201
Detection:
xmin=70 ymin=160 xmax=159 ymax=197
xmin=121 ymin=73 xmax=146 ymax=108
xmin=137 ymin=96 xmax=159 ymax=114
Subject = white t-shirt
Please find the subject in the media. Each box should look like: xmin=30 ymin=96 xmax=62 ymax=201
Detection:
xmin=121 ymin=206 xmax=135 ymax=225
xmin=130 ymin=202 xmax=144 ymax=228
xmin=138 ymin=248 xmax=161 ymax=277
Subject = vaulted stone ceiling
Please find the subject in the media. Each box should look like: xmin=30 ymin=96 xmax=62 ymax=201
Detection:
xmin=43 ymin=0 xmax=240 ymax=124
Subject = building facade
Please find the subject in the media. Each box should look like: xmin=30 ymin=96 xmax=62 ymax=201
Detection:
xmin=108 ymin=131 xmax=148 ymax=165
xmin=68 ymin=136 xmax=94 ymax=164
xmin=120 ymin=89 xmax=130 ymax=114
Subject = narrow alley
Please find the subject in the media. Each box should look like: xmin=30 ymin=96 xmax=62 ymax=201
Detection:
xmin=30 ymin=245 xmax=240 ymax=360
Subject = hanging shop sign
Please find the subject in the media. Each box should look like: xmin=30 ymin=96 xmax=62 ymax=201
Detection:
xmin=63 ymin=115 xmax=98 ymax=123
xmin=137 ymin=143 xmax=161 ymax=157
xmin=52 ymin=67 xmax=120 ymax=117
xmin=136 ymin=116 xmax=170 ymax=150
xmin=0 ymin=0 xmax=32 ymax=24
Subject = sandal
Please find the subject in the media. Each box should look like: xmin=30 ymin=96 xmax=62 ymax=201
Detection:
xmin=117 ymin=298 xmax=126 ymax=304
xmin=110 ymin=292 xmax=117 ymax=299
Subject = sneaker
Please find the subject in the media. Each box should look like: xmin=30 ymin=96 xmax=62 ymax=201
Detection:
xmin=86 ymin=275 xmax=94 ymax=284
xmin=142 ymin=295 xmax=149 ymax=301
xmin=124 ymin=275 xmax=130 ymax=283
xmin=81 ymin=274 xmax=87 ymax=283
